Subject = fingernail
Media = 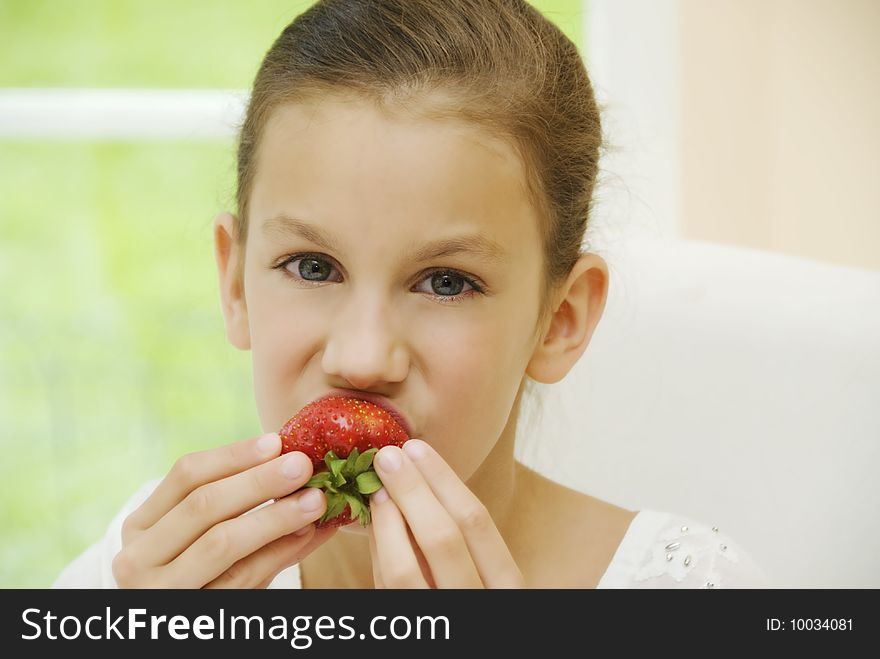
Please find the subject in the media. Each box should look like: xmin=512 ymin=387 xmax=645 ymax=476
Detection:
xmin=371 ymin=487 xmax=388 ymax=504
xmin=257 ymin=432 xmax=279 ymax=457
xmin=294 ymin=524 xmax=313 ymax=536
xmin=377 ymin=447 xmax=401 ymax=472
xmin=281 ymin=454 xmax=305 ymax=479
xmin=402 ymin=439 xmax=427 ymax=461
xmin=299 ymin=488 xmax=324 ymax=512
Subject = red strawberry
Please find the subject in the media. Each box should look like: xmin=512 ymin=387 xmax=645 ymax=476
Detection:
xmin=278 ymin=396 xmax=409 ymax=528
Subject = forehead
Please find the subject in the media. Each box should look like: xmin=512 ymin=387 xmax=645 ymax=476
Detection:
xmin=249 ymin=97 xmax=538 ymax=256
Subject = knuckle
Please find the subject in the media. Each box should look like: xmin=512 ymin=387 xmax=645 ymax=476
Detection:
xmin=226 ymin=440 xmax=248 ymax=465
xmin=251 ymin=460 xmax=277 ymax=495
xmin=215 ymin=559 xmax=252 ymax=588
xmin=170 ymin=453 xmax=201 ymax=488
xmin=425 ymin=528 xmax=460 ymax=556
xmin=183 ymin=487 xmax=213 ymax=519
xmin=120 ymin=515 xmax=137 ymax=543
xmin=260 ymin=539 xmax=286 ymax=566
xmin=382 ymin=566 xmax=423 ymax=589
xmin=246 ymin=508 xmax=278 ymax=543
xmin=396 ymin=477 xmax=421 ymax=498
xmin=201 ymin=525 xmax=233 ymax=560
xmin=111 ymin=550 xmax=138 ymax=588
xmin=457 ymin=502 xmax=491 ymax=533
xmin=262 ymin=538 xmax=299 ymax=573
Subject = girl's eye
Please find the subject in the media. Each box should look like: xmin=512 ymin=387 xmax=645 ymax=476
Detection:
xmin=289 ymin=255 xmax=339 ymax=283
xmin=417 ymin=271 xmax=473 ymax=299
xmin=272 ymin=253 xmax=485 ymax=303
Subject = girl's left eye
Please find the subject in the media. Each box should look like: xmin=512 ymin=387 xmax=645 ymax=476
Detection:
xmin=271 ymin=253 xmax=485 ymax=303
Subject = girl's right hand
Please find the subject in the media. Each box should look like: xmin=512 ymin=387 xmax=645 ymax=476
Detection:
xmin=112 ymin=432 xmax=335 ymax=588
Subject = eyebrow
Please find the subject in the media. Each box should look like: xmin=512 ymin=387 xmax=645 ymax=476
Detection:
xmin=261 ymin=214 xmax=508 ymax=263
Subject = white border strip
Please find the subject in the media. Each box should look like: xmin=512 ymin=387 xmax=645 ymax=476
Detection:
xmin=0 ymin=88 xmax=249 ymax=139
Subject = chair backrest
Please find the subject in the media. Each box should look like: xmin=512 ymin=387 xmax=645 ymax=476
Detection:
xmin=515 ymin=235 xmax=880 ymax=587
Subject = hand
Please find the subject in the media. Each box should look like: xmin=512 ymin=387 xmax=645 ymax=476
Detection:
xmin=112 ymin=432 xmax=337 ymax=588
xmin=366 ymin=439 xmax=524 ymax=588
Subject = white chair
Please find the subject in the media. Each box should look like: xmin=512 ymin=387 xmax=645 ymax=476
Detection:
xmin=516 ymin=234 xmax=880 ymax=587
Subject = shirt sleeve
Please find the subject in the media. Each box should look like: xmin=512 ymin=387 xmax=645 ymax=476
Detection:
xmin=598 ymin=510 xmax=771 ymax=589
xmin=52 ymin=479 xmax=162 ymax=589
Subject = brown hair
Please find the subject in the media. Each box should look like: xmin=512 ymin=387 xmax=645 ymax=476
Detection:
xmin=234 ymin=0 xmax=604 ymax=397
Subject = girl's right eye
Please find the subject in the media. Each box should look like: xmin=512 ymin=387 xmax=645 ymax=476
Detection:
xmin=276 ymin=253 xmax=343 ymax=284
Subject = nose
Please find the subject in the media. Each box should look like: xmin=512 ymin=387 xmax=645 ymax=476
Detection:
xmin=321 ymin=293 xmax=409 ymax=390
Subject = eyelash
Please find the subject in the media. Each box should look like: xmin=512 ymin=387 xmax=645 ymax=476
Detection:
xmin=271 ymin=252 xmax=486 ymax=304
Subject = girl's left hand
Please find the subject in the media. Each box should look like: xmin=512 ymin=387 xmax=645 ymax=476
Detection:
xmin=366 ymin=439 xmax=525 ymax=588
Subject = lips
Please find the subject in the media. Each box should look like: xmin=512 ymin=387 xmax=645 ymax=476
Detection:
xmin=318 ymin=388 xmax=414 ymax=438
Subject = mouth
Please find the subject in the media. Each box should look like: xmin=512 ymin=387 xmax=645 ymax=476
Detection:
xmin=318 ymin=388 xmax=414 ymax=438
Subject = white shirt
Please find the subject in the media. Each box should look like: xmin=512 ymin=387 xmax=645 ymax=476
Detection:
xmin=53 ymin=479 xmax=770 ymax=589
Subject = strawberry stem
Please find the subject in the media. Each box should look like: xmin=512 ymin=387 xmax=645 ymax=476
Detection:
xmin=305 ymin=447 xmax=383 ymax=526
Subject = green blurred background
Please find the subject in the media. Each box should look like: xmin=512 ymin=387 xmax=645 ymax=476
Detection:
xmin=0 ymin=0 xmax=586 ymax=587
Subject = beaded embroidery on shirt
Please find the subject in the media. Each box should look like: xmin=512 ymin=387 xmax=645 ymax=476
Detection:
xmin=633 ymin=521 xmax=740 ymax=589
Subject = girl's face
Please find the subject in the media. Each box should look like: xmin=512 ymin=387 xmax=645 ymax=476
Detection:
xmin=221 ymin=95 xmax=547 ymax=483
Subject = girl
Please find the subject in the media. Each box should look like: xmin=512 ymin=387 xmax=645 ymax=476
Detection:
xmin=54 ymin=0 xmax=767 ymax=589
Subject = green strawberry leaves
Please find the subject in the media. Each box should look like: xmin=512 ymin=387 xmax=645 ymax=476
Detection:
xmin=323 ymin=492 xmax=348 ymax=522
xmin=354 ymin=449 xmax=376 ymax=474
xmin=304 ymin=447 xmax=383 ymax=526
xmin=355 ymin=471 xmax=382 ymax=495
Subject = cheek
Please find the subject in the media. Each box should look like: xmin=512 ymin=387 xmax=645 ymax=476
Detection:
xmin=245 ymin=280 xmax=325 ymax=429
xmin=413 ymin=314 xmax=525 ymax=478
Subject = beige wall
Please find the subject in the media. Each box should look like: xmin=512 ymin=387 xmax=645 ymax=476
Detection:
xmin=680 ymin=0 xmax=880 ymax=271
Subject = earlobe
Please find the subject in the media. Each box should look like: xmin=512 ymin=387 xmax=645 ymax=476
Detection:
xmin=213 ymin=212 xmax=251 ymax=351
xmin=525 ymin=253 xmax=609 ymax=384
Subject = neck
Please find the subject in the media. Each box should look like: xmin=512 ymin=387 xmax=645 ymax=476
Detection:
xmin=461 ymin=383 xmax=523 ymax=541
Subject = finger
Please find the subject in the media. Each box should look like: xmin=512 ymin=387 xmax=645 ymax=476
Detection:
xmin=205 ymin=525 xmax=316 ymax=589
xmin=369 ymin=488 xmax=430 ymax=588
xmin=406 ymin=523 xmax=437 ymax=589
xmin=256 ymin=526 xmax=338 ymax=589
xmin=367 ymin=516 xmax=433 ymax=588
xmin=207 ymin=523 xmax=339 ymax=589
xmin=133 ymin=450 xmax=315 ymax=566
xmin=401 ymin=439 xmax=523 ymax=588
xmin=155 ymin=487 xmax=327 ymax=587
xmin=374 ymin=446 xmax=482 ymax=588
xmin=367 ymin=525 xmax=385 ymax=588
xmin=125 ymin=432 xmax=282 ymax=537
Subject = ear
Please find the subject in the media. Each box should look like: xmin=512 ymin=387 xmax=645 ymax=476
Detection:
xmin=525 ymin=252 xmax=609 ymax=384
xmin=213 ymin=212 xmax=251 ymax=351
